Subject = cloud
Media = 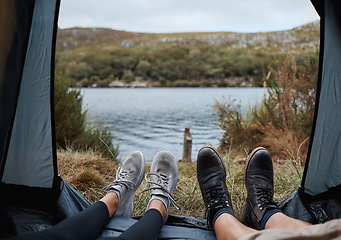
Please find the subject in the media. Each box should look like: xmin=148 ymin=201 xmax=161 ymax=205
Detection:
xmin=58 ymin=0 xmax=319 ymax=33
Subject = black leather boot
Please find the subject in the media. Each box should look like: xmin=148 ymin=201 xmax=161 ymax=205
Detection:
xmin=197 ymin=146 xmax=234 ymax=228
xmin=241 ymin=147 xmax=279 ymax=230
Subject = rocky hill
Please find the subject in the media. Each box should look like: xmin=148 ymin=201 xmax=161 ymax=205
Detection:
xmin=55 ymin=21 xmax=320 ymax=88
xmin=57 ymin=21 xmax=320 ymax=54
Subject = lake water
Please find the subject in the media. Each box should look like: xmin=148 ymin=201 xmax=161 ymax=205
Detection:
xmin=81 ymin=88 xmax=265 ymax=162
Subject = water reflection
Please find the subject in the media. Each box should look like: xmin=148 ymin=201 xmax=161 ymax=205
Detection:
xmin=81 ymin=87 xmax=265 ymax=162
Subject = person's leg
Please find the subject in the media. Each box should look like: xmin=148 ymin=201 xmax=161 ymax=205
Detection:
xmin=213 ymin=212 xmax=311 ymax=240
xmin=148 ymin=199 xmax=167 ymax=219
xmin=241 ymin=147 xmax=311 ymax=233
xmin=214 ymin=213 xmax=257 ymax=240
xmin=113 ymin=201 xmax=164 ymax=240
xmin=12 ymin=151 xmax=146 ymax=240
xmin=101 ymin=192 xmax=119 ymax=217
xmin=265 ymin=212 xmax=311 ymax=232
xmin=196 ymin=146 xmax=255 ymax=240
xmin=117 ymin=150 xmax=178 ymax=240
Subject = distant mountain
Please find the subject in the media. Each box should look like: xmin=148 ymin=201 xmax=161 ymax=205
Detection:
xmin=57 ymin=21 xmax=320 ymax=54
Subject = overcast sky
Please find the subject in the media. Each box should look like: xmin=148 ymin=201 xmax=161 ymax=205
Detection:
xmin=58 ymin=0 xmax=320 ymax=33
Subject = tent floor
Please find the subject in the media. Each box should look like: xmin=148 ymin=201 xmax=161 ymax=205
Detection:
xmin=102 ymin=215 xmax=216 ymax=239
xmin=0 ymin=206 xmax=58 ymax=238
xmin=0 ymin=206 xmax=216 ymax=239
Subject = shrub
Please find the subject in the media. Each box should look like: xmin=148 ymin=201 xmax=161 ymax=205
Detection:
xmin=54 ymin=71 xmax=119 ymax=160
xmin=122 ymin=70 xmax=134 ymax=82
xmin=213 ymin=52 xmax=318 ymax=162
xmin=171 ymin=80 xmax=190 ymax=87
xmin=213 ymin=97 xmax=263 ymax=152
xmin=65 ymin=61 xmax=92 ymax=80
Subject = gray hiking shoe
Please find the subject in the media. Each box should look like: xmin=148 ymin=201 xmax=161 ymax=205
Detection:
xmin=144 ymin=150 xmax=179 ymax=223
xmin=103 ymin=151 xmax=145 ymax=217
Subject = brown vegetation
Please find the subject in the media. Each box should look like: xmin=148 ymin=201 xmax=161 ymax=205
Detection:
xmin=58 ymin=149 xmax=118 ymax=202
xmin=214 ymin=53 xmax=318 ymax=163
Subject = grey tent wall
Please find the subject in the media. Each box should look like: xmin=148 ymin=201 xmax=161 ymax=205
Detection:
xmin=302 ymin=0 xmax=341 ymax=196
xmin=0 ymin=0 xmax=35 ymax=181
xmin=2 ymin=0 xmax=59 ymax=188
xmin=0 ymin=0 xmax=60 ymax=189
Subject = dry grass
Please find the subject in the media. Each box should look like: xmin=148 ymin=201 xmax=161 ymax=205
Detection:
xmin=57 ymin=148 xmax=304 ymax=220
xmin=58 ymin=148 xmax=118 ymax=202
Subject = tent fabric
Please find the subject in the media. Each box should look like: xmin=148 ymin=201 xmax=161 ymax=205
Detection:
xmin=280 ymin=191 xmax=317 ymax=224
xmin=280 ymin=189 xmax=341 ymax=224
xmin=310 ymin=0 xmax=323 ymax=18
xmin=280 ymin=0 xmax=341 ymax=224
xmin=302 ymin=0 xmax=341 ymax=196
xmin=0 ymin=0 xmax=35 ymax=178
xmin=56 ymin=180 xmax=92 ymax=219
xmin=1 ymin=180 xmax=90 ymax=237
xmin=2 ymin=0 xmax=58 ymax=188
xmin=0 ymin=1 xmax=61 ymax=236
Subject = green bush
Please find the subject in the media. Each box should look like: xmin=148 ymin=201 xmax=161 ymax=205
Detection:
xmin=54 ymin=71 xmax=119 ymax=160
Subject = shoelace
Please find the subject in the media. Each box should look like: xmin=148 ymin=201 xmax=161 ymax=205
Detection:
xmin=255 ymin=186 xmax=276 ymax=211
xmin=103 ymin=167 xmax=136 ymax=194
xmin=205 ymin=184 xmax=230 ymax=217
xmin=142 ymin=172 xmax=180 ymax=210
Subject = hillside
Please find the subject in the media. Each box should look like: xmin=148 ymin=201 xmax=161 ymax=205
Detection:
xmin=56 ymin=21 xmax=320 ymax=87
xmin=57 ymin=21 xmax=319 ymax=53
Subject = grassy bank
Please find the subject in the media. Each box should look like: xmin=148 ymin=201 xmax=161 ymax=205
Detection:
xmin=58 ymin=148 xmax=303 ymax=219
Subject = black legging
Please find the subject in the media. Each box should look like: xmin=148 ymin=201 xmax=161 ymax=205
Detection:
xmin=10 ymin=202 xmax=163 ymax=240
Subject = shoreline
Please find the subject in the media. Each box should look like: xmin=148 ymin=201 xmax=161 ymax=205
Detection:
xmin=86 ymin=80 xmax=259 ymax=88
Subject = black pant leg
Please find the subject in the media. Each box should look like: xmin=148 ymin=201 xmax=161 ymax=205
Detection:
xmin=11 ymin=201 xmax=110 ymax=240
xmin=113 ymin=209 xmax=163 ymax=240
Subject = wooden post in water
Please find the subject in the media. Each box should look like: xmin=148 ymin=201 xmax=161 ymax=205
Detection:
xmin=182 ymin=128 xmax=192 ymax=162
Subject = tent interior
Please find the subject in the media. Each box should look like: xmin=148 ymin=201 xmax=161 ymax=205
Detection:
xmin=0 ymin=0 xmax=340 ymax=238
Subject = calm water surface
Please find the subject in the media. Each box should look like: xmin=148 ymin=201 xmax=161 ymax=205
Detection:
xmin=81 ymin=88 xmax=265 ymax=162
